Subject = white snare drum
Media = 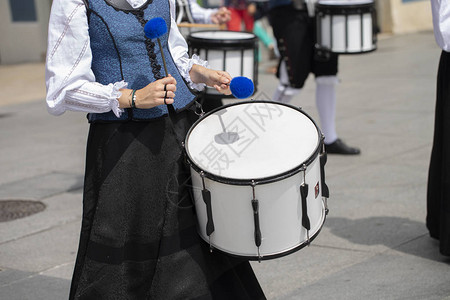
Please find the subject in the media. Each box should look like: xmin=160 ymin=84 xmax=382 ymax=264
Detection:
xmin=185 ymin=101 xmax=329 ymax=260
xmin=187 ymin=31 xmax=258 ymax=98
xmin=315 ymin=0 xmax=377 ymax=54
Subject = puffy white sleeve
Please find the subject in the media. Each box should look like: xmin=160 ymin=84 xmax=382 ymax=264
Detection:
xmin=45 ymin=0 xmax=125 ymax=117
xmin=431 ymin=0 xmax=450 ymax=52
xmin=168 ymin=0 xmax=209 ymax=91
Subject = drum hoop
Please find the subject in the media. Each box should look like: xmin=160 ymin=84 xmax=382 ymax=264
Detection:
xmin=187 ymin=30 xmax=259 ymax=49
xmin=198 ymin=200 xmax=327 ymax=261
xmin=184 ymin=100 xmax=323 ymax=186
xmin=316 ymin=2 xmax=374 ymax=14
xmin=321 ymin=46 xmax=377 ymax=55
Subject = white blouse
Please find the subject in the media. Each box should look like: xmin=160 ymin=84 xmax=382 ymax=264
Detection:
xmin=45 ymin=0 xmax=207 ymax=117
xmin=189 ymin=0 xmax=217 ymax=24
xmin=431 ymin=0 xmax=450 ymax=52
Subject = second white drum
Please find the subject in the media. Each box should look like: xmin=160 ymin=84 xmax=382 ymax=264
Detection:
xmin=316 ymin=0 xmax=377 ymax=54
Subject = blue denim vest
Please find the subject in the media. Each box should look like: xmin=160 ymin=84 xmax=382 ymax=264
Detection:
xmin=85 ymin=0 xmax=196 ymax=122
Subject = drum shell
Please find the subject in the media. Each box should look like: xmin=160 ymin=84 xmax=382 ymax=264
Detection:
xmin=189 ymin=154 xmax=325 ymax=260
xmin=315 ymin=1 xmax=377 ymax=54
xmin=187 ymin=31 xmax=259 ymax=98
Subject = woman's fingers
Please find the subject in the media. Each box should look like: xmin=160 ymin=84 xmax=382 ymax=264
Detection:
xmin=159 ymin=75 xmax=177 ymax=87
xmin=160 ymin=97 xmax=174 ymax=105
xmin=217 ymin=71 xmax=232 ymax=84
xmin=213 ymin=84 xmax=231 ymax=95
xmin=163 ymin=83 xmax=176 ymax=92
xmin=159 ymin=90 xmax=175 ymax=99
xmin=212 ymin=71 xmax=231 ymax=95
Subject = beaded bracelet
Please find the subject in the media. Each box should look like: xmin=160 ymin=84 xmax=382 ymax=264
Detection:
xmin=131 ymin=89 xmax=137 ymax=108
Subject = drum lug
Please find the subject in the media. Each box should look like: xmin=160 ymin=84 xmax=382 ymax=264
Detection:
xmin=251 ymin=181 xmax=263 ymax=262
xmin=323 ymin=197 xmax=329 ymax=216
xmin=200 ymin=171 xmax=215 ymax=251
xmin=320 ymin=136 xmax=330 ymax=200
xmin=300 ymin=165 xmax=311 ymax=245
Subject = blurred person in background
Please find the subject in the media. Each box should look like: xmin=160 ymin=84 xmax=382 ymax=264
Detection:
xmin=225 ymin=0 xmax=256 ymax=32
xmin=427 ymin=0 xmax=450 ymax=257
xmin=267 ymin=0 xmax=360 ymax=155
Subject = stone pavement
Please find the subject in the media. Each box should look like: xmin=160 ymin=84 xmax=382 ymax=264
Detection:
xmin=0 ymin=31 xmax=449 ymax=300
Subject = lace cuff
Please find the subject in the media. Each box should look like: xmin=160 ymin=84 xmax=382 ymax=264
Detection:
xmin=179 ymin=54 xmax=210 ymax=91
xmin=111 ymin=81 xmax=127 ymax=117
xmin=63 ymin=80 xmax=127 ymax=117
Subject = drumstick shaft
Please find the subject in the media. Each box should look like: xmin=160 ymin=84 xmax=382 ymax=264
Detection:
xmin=218 ymin=115 xmax=226 ymax=132
xmin=177 ymin=22 xmax=225 ymax=29
xmin=157 ymin=38 xmax=168 ymax=77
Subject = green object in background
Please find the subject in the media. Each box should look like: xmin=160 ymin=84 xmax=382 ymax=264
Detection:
xmin=253 ymin=20 xmax=275 ymax=62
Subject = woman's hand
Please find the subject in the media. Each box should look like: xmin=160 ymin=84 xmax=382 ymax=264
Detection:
xmin=211 ymin=7 xmax=231 ymax=24
xmin=118 ymin=75 xmax=177 ymax=109
xmin=189 ymin=64 xmax=232 ymax=96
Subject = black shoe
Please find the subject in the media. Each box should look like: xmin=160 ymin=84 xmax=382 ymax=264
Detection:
xmin=325 ymin=138 xmax=361 ymax=155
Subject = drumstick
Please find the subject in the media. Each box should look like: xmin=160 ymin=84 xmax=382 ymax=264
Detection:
xmin=144 ymin=18 xmax=169 ymax=77
xmin=177 ymin=22 xmax=226 ymax=30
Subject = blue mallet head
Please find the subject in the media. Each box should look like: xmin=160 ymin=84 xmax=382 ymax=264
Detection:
xmin=144 ymin=17 xmax=167 ymax=39
xmin=230 ymin=76 xmax=254 ymax=99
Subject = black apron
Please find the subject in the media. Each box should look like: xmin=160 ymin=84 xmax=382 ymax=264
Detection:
xmin=70 ymin=107 xmax=266 ymax=299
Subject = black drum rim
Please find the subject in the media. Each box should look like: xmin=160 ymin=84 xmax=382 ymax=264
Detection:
xmin=187 ymin=30 xmax=259 ymax=49
xmin=315 ymin=1 xmax=375 ymax=14
xmin=318 ymin=45 xmax=377 ymax=55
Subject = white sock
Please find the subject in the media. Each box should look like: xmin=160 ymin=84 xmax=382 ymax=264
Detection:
xmin=273 ymin=84 xmax=302 ymax=103
xmin=316 ymin=76 xmax=338 ymax=145
xmin=273 ymin=60 xmax=301 ymax=103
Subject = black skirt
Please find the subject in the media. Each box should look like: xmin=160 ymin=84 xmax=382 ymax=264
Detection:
xmin=427 ymin=50 xmax=450 ymax=256
xmin=69 ymin=107 xmax=266 ymax=299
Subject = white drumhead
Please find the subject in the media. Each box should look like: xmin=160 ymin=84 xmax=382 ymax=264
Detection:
xmin=186 ymin=102 xmax=320 ymax=180
xmin=318 ymin=0 xmax=373 ymax=5
xmin=189 ymin=30 xmax=256 ymax=41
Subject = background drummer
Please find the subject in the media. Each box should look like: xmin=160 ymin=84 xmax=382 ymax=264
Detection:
xmin=176 ymin=0 xmax=231 ymax=25
xmin=224 ymin=0 xmax=256 ymax=32
xmin=188 ymin=0 xmax=231 ymax=24
xmin=267 ymin=0 xmax=360 ymax=155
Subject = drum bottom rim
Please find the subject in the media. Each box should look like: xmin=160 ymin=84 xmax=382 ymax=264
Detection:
xmin=197 ymin=199 xmax=328 ymax=261
xmin=324 ymin=46 xmax=377 ymax=55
